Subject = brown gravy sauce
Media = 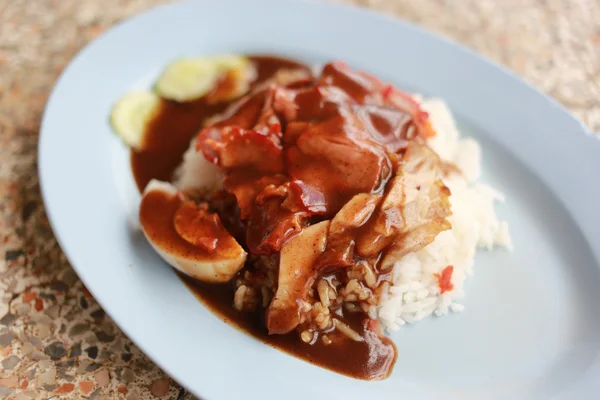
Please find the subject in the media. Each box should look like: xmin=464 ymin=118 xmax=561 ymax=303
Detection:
xmin=132 ymin=55 xmax=397 ymax=380
xmin=181 ymin=274 xmax=396 ymax=380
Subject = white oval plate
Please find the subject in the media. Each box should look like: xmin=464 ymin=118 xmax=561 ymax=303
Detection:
xmin=39 ymin=0 xmax=600 ymax=399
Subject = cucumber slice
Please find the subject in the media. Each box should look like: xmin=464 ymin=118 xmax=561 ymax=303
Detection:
xmin=110 ymin=91 xmax=160 ymax=149
xmin=208 ymin=54 xmax=251 ymax=71
xmin=207 ymin=55 xmax=255 ymax=101
xmin=155 ymin=58 xmax=220 ymax=102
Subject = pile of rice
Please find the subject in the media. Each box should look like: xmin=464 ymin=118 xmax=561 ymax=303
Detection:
xmin=377 ymin=97 xmax=511 ymax=331
xmin=174 ymin=96 xmax=512 ymax=333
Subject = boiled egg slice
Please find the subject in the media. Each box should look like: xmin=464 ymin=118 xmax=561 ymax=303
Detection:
xmin=139 ymin=180 xmax=247 ymax=283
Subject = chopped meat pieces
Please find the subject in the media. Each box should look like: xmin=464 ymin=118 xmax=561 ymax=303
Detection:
xmin=187 ymin=60 xmax=452 ymax=374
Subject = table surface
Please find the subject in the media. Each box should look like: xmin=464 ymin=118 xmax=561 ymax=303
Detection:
xmin=0 ymin=0 xmax=598 ymax=398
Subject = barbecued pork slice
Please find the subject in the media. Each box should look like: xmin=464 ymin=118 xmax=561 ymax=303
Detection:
xmin=266 ymin=221 xmax=330 ymax=334
xmin=364 ymin=143 xmax=452 ymax=265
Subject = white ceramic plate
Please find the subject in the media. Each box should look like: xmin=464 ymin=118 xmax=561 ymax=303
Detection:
xmin=39 ymin=0 xmax=600 ymax=399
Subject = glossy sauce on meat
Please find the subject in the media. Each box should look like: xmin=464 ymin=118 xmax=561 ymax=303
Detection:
xmin=131 ymin=56 xmax=310 ymax=192
xmin=131 ymin=55 xmax=447 ymax=381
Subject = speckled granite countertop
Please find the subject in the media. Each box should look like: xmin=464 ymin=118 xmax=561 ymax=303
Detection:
xmin=0 ymin=0 xmax=598 ymax=399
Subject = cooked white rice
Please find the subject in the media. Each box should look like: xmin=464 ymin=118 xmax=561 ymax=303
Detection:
xmin=377 ymin=97 xmax=511 ymax=331
xmin=173 ymin=138 xmax=223 ymax=195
